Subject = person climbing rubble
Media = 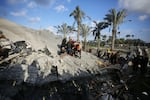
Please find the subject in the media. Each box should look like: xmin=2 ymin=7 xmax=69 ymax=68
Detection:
xmin=60 ymin=37 xmax=67 ymax=54
xmin=102 ymin=48 xmax=112 ymax=59
xmin=73 ymin=41 xmax=81 ymax=58
xmin=110 ymin=51 xmax=120 ymax=64
xmin=141 ymin=47 xmax=149 ymax=74
xmin=66 ymin=37 xmax=74 ymax=56
xmin=59 ymin=36 xmax=82 ymax=58
xmin=131 ymin=46 xmax=149 ymax=75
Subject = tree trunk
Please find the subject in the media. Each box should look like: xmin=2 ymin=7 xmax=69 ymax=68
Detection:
xmin=64 ymin=33 xmax=66 ymax=38
xmin=97 ymin=38 xmax=100 ymax=51
xmin=97 ymin=31 xmax=101 ymax=51
xmin=77 ymin=24 xmax=80 ymax=42
xmin=111 ymin=29 xmax=116 ymax=50
xmin=84 ymin=36 xmax=87 ymax=51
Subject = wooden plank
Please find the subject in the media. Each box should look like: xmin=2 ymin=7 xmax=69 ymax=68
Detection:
xmin=0 ymin=52 xmax=24 ymax=64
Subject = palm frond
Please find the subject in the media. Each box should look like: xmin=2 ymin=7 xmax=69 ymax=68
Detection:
xmin=81 ymin=24 xmax=91 ymax=37
xmin=69 ymin=6 xmax=86 ymax=41
xmin=92 ymin=22 xmax=109 ymax=40
xmin=111 ymin=9 xmax=117 ymax=23
xmin=117 ymin=9 xmax=127 ymax=25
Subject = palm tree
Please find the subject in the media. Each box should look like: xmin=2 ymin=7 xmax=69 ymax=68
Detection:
xmin=81 ymin=24 xmax=91 ymax=51
xmin=107 ymin=36 xmax=112 ymax=45
xmin=93 ymin=21 xmax=109 ymax=51
xmin=126 ymin=34 xmax=130 ymax=40
xmin=131 ymin=34 xmax=134 ymax=39
xmin=117 ymin=32 xmax=120 ymax=39
xmin=70 ymin=6 xmax=85 ymax=42
xmin=102 ymin=35 xmax=107 ymax=41
xmin=104 ymin=8 xmax=127 ymax=50
xmin=55 ymin=23 xmax=73 ymax=38
xmin=102 ymin=35 xmax=107 ymax=45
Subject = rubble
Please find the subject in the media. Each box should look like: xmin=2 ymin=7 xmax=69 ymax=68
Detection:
xmin=0 ymin=40 xmax=104 ymax=85
xmin=0 ymin=18 xmax=150 ymax=100
xmin=0 ymin=68 xmax=150 ymax=100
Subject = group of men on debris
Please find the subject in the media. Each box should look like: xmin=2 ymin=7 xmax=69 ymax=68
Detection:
xmin=98 ymin=46 xmax=149 ymax=75
xmin=131 ymin=46 xmax=149 ymax=74
xmin=60 ymin=37 xmax=81 ymax=58
xmin=97 ymin=48 xmax=120 ymax=64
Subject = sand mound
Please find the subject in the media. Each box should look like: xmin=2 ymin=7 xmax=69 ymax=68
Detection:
xmin=0 ymin=18 xmax=60 ymax=55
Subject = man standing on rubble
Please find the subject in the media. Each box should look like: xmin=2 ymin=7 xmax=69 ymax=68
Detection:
xmin=60 ymin=37 xmax=67 ymax=54
xmin=67 ymin=37 xmax=74 ymax=55
xmin=141 ymin=47 xmax=149 ymax=74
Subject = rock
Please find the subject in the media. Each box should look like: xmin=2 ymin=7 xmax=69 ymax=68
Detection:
xmin=43 ymin=46 xmax=51 ymax=56
xmin=59 ymin=59 xmax=63 ymax=63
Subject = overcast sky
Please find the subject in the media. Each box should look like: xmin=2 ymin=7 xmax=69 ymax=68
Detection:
xmin=0 ymin=0 xmax=150 ymax=42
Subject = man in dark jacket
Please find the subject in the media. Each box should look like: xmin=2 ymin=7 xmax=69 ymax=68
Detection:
xmin=60 ymin=37 xmax=67 ymax=54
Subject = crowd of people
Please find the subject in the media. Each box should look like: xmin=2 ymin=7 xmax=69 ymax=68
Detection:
xmin=97 ymin=48 xmax=120 ymax=64
xmin=60 ymin=37 xmax=81 ymax=58
xmin=131 ymin=46 xmax=149 ymax=74
xmin=97 ymin=46 xmax=149 ymax=75
xmin=59 ymin=35 xmax=150 ymax=75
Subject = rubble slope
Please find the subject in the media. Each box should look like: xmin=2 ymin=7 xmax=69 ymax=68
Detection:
xmin=0 ymin=18 xmax=106 ymax=85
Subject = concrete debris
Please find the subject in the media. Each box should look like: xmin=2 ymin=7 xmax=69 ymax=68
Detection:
xmin=0 ymin=38 xmax=105 ymax=85
xmin=0 ymin=18 xmax=150 ymax=100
